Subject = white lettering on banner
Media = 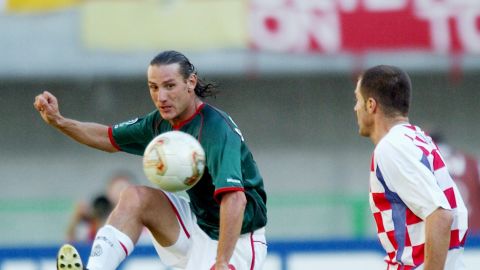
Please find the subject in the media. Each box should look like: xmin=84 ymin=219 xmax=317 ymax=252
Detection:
xmin=365 ymin=0 xmax=408 ymax=11
xmin=415 ymin=5 xmax=451 ymax=53
xmin=250 ymin=0 xmax=480 ymax=54
xmin=250 ymin=9 xmax=301 ymax=52
xmin=457 ymin=8 xmax=480 ymax=53
xmin=250 ymin=3 xmax=340 ymax=53
xmin=308 ymin=13 xmax=341 ymax=53
xmin=414 ymin=0 xmax=480 ymax=53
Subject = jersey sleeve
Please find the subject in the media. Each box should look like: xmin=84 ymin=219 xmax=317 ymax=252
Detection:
xmin=376 ymin=140 xmax=451 ymax=220
xmin=204 ymin=119 xmax=245 ymax=202
xmin=109 ymin=112 xmax=157 ymax=156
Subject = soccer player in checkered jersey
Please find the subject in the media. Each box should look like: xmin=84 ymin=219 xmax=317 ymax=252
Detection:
xmin=33 ymin=50 xmax=267 ymax=270
xmin=354 ymin=65 xmax=468 ymax=269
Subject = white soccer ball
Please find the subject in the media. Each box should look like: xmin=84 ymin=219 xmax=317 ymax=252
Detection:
xmin=143 ymin=131 xmax=206 ymax=192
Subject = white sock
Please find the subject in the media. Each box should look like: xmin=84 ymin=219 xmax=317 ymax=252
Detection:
xmin=86 ymin=225 xmax=135 ymax=270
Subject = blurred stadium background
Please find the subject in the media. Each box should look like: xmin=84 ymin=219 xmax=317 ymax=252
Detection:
xmin=1 ymin=0 xmax=480 ymax=269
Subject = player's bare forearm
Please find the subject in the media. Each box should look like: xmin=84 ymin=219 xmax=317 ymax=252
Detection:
xmin=56 ymin=119 xmax=117 ymax=152
xmin=215 ymin=191 xmax=246 ymax=269
xmin=424 ymin=208 xmax=453 ymax=270
xmin=34 ymin=90 xmax=117 ymax=152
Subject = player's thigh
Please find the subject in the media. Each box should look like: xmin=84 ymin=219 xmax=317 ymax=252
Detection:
xmin=151 ymin=192 xmax=196 ymax=268
xmin=120 ymin=186 xmax=180 ymax=246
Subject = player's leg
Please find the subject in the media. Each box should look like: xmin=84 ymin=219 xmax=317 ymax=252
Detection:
xmin=107 ymin=185 xmax=180 ymax=246
xmin=150 ymin=191 xmax=196 ymax=268
xmin=86 ymin=185 xmax=180 ymax=270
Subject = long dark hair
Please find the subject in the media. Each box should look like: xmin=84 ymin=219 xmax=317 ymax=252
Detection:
xmin=150 ymin=50 xmax=217 ymax=98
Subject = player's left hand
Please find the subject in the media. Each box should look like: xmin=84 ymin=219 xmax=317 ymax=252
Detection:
xmin=210 ymin=263 xmax=236 ymax=270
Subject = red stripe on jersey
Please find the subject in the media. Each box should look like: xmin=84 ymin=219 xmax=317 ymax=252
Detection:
xmin=404 ymin=124 xmax=417 ymax=131
xmin=371 ymin=193 xmax=391 ymax=211
xmin=108 ymin=126 xmax=121 ymax=151
xmin=415 ymin=136 xmax=427 ymax=144
xmin=406 ymin=208 xmax=423 ymax=225
xmin=173 ymin=103 xmax=205 ymax=130
xmin=432 ymin=149 xmax=446 ymax=170
xmin=443 ymin=187 xmax=457 ymax=208
xmin=416 ymin=145 xmax=429 ymax=156
xmin=213 ymin=187 xmax=245 ymax=204
xmin=197 ymin=112 xmax=204 ymax=142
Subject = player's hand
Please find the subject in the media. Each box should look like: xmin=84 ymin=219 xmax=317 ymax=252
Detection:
xmin=210 ymin=263 xmax=235 ymax=270
xmin=33 ymin=91 xmax=62 ymax=126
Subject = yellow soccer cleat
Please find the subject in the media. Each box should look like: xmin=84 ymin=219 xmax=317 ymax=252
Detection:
xmin=56 ymin=244 xmax=84 ymax=270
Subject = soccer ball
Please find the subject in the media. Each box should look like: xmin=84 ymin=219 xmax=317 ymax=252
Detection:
xmin=143 ymin=131 xmax=206 ymax=192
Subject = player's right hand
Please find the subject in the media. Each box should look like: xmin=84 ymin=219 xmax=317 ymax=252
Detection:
xmin=33 ymin=91 xmax=62 ymax=126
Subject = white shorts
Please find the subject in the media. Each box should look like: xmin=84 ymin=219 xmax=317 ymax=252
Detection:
xmin=151 ymin=192 xmax=268 ymax=270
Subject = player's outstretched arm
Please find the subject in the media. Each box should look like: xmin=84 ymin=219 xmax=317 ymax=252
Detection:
xmin=215 ymin=191 xmax=246 ymax=270
xmin=423 ymin=207 xmax=453 ymax=270
xmin=33 ymin=91 xmax=118 ymax=153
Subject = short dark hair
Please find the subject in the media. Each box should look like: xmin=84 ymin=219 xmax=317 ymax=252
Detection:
xmin=150 ymin=50 xmax=217 ymax=98
xmin=359 ymin=65 xmax=411 ymax=117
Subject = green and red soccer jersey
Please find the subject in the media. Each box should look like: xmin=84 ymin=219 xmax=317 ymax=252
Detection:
xmin=108 ymin=103 xmax=267 ymax=239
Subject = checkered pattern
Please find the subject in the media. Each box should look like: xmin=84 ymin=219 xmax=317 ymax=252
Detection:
xmin=369 ymin=124 xmax=468 ymax=269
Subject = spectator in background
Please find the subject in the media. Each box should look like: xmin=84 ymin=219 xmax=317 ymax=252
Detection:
xmin=66 ymin=172 xmax=133 ymax=243
xmin=431 ymin=132 xmax=480 ymax=235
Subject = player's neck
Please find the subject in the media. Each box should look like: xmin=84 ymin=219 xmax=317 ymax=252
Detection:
xmin=170 ymin=98 xmax=204 ymax=127
xmin=371 ymin=115 xmax=409 ymax=145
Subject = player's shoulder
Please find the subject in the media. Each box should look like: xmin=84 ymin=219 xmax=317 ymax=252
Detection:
xmin=201 ymin=104 xmax=238 ymax=131
xmin=201 ymin=103 xmax=228 ymax=119
xmin=376 ymin=124 xmax=417 ymax=155
xmin=113 ymin=110 xmax=157 ymax=130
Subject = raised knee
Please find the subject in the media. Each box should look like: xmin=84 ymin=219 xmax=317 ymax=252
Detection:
xmin=116 ymin=186 xmax=148 ymax=213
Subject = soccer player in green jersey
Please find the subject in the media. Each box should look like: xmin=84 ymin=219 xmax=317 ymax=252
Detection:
xmin=34 ymin=50 xmax=268 ymax=270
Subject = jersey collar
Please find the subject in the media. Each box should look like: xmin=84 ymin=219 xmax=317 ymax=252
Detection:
xmin=172 ymin=103 xmax=205 ymax=130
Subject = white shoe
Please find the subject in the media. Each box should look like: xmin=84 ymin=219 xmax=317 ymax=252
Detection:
xmin=56 ymin=244 xmax=84 ymax=270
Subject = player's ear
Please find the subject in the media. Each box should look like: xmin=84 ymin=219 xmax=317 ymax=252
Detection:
xmin=187 ymin=74 xmax=197 ymax=93
xmin=366 ymin=97 xmax=377 ymax=114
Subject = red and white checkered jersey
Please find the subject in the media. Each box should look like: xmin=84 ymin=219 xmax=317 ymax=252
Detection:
xmin=369 ymin=124 xmax=468 ymax=269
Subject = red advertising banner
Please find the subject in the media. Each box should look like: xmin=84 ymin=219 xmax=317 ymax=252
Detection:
xmin=249 ymin=0 xmax=480 ymax=54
